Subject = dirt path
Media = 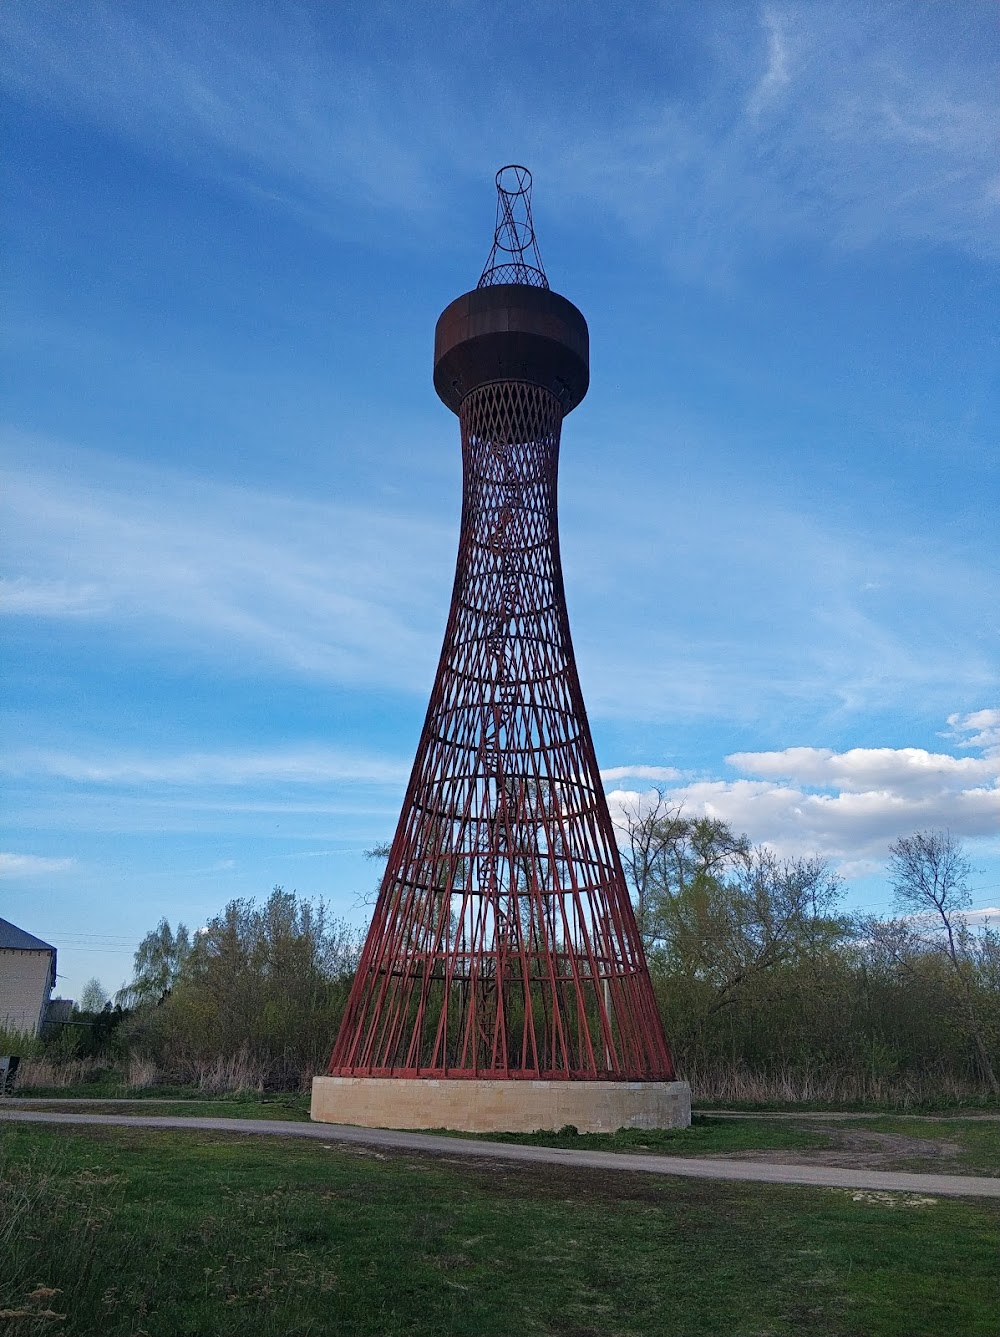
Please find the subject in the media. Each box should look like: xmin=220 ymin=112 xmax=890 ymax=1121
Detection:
xmin=3 ymin=1108 xmax=999 ymax=1199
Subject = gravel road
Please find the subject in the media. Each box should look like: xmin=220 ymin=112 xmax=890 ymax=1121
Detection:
xmin=3 ymin=1107 xmax=999 ymax=1199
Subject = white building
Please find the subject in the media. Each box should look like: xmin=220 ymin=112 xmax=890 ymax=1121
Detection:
xmin=0 ymin=917 xmax=57 ymax=1038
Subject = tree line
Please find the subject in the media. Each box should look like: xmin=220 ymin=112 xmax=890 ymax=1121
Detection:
xmin=50 ymin=890 xmax=362 ymax=1089
xmin=619 ymin=797 xmax=998 ymax=1102
xmin=54 ymin=813 xmax=999 ymax=1102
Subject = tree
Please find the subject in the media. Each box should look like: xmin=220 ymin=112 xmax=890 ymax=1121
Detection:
xmin=357 ymin=842 xmax=392 ymax=908
xmin=645 ymin=839 xmax=845 ymax=1022
xmin=129 ymin=888 xmax=363 ymax=1086
xmin=117 ymin=919 xmax=192 ymax=1008
xmin=78 ymin=977 xmax=108 ymax=1013
xmin=615 ymin=790 xmax=749 ymax=948
xmin=888 ymin=829 xmax=998 ymax=1093
xmin=614 ymin=793 xmax=851 ymax=1080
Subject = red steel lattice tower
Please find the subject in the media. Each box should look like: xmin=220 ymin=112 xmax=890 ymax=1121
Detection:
xmin=330 ymin=167 xmax=675 ymax=1082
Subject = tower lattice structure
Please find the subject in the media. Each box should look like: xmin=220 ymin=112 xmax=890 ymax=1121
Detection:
xmin=330 ymin=167 xmax=675 ymax=1081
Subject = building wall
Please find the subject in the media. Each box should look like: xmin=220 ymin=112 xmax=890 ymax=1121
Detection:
xmin=0 ymin=949 xmax=55 ymax=1037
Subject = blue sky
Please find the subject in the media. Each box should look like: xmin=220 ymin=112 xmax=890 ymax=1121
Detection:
xmin=3 ymin=1 xmax=998 ymax=1001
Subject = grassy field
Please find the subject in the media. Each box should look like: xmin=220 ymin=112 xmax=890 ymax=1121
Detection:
xmin=2 ymin=1121 xmax=999 ymax=1337
xmin=10 ymin=1081 xmax=311 ymax=1103
xmin=7 ymin=1096 xmax=313 ymax=1121
xmin=691 ymin=1093 xmax=1000 ymax=1113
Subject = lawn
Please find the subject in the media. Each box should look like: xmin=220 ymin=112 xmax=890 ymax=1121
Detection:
xmin=2 ymin=1121 xmax=998 ymax=1336
xmin=7 ymin=1096 xmax=312 ymax=1122
xmin=434 ymin=1114 xmax=833 ymax=1157
xmin=10 ymin=1081 xmax=313 ymax=1106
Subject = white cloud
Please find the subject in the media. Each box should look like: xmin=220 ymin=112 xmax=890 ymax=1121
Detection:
xmin=1 ymin=438 xmax=451 ymax=691
xmin=563 ymin=456 xmax=997 ymax=725
xmin=3 ymin=1 xmax=996 ymax=269
xmin=600 ymin=765 xmax=682 ymax=783
xmin=606 ymin=712 xmax=1000 ymax=868
xmin=963 ymin=907 xmax=1000 ymax=930
xmin=2 ymin=1 xmax=436 ymax=219
xmin=3 ymin=747 xmax=408 ymax=788
xmin=947 ymin=709 xmax=1000 ymax=751
xmin=746 ymin=6 xmax=792 ymax=119
xmin=727 ymin=746 xmax=999 ymax=796
xmin=1 ymin=578 xmax=108 ymax=616
xmin=4 ymin=430 xmax=997 ymax=732
xmin=543 ymin=3 xmax=1000 ymax=270
xmin=0 ymin=852 xmax=75 ymax=876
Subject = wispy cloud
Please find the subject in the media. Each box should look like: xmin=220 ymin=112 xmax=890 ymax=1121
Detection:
xmin=600 ymin=765 xmax=682 ymax=783
xmin=1 ymin=578 xmax=109 ymax=616
xmin=3 ymin=747 xmax=408 ymax=787
xmin=546 ymin=3 xmax=1000 ymax=270
xmin=2 ymin=434 xmax=451 ymax=691
xmin=4 ymin=431 xmax=996 ymax=727
xmin=606 ymin=711 xmax=1000 ymax=869
xmin=5 ymin=790 xmax=402 ymax=840
xmin=3 ymin=1 xmax=996 ymax=269
xmin=563 ymin=457 xmax=997 ymax=727
xmin=2 ymin=1 xmax=437 ymax=220
xmin=746 ymin=6 xmax=792 ymax=119
xmin=947 ymin=709 xmax=1000 ymax=751
xmin=0 ymin=851 xmax=76 ymax=876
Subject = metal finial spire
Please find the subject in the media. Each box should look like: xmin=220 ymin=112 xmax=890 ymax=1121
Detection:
xmin=477 ymin=164 xmax=549 ymax=289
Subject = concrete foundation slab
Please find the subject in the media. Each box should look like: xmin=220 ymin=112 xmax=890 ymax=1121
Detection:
xmin=311 ymin=1076 xmax=691 ymax=1133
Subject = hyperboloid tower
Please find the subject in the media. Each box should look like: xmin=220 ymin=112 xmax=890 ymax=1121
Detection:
xmin=312 ymin=167 xmax=690 ymax=1132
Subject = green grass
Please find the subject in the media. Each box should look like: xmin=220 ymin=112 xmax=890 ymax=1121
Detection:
xmin=433 ymin=1114 xmax=833 ymax=1157
xmin=9 ymin=1096 xmax=312 ymax=1121
xmin=10 ymin=1081 xmax=310 ymax=1103
xmin=2 ymin=1122 xmax=998 ymax=1336
xmin=693 ymin=1094 xmax=1000 ymax=1114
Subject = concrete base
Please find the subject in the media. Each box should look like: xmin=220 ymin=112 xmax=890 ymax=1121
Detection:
xmin=311 ymin=1076 xmax=691 ymax=1134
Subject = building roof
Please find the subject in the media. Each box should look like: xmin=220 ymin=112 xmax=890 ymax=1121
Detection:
xmin=0 ymin=917 xmax=56 ymax=953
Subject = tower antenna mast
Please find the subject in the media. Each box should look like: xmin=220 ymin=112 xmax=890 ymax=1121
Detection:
xmin=478 ymin=164 xmax=548 ymax=289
